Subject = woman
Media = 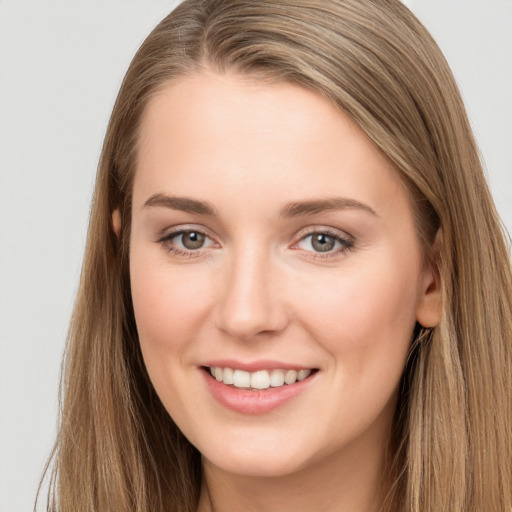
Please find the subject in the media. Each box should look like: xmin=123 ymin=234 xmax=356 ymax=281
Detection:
xmin=40 ymin=0 xmax=512 ymax=510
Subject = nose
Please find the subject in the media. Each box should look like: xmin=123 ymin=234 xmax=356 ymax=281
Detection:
xmin=215 ymin=248 xmax=289 ymax=340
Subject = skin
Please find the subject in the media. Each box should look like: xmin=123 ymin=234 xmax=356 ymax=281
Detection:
xmin=119 ymin=71 xmax=441 ymax=512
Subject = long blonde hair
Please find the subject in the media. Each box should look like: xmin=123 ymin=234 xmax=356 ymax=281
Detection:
xmin=40 ymin=1 xmax=512 ymax=510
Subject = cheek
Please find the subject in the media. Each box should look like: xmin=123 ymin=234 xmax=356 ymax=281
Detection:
xmin=293 ymin=258 xmax=419 ymax=374
xmin=129 ymin=253 xmax=211 ymax=367
xmin=129 ymin=255 xmax=217 ymax=421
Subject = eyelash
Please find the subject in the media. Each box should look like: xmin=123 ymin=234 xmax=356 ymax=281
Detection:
xmin=157 ymin=227 xmax=354 ymax=260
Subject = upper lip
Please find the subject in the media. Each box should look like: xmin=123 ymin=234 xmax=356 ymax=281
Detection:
xmin=201 ymin=359 xmax=316 ymax=372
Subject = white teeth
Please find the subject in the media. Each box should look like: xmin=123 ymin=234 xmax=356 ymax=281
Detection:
xmin=297 ymin=369 xmax=311 ymax=381
xmin=223 ymin=367 xmax=234 ymax=385
xmin=208 ymin=366 xmax=313 ymax=389
xmin=270 ymin=369 xmax=285 ymax=387
xmin=284 ymin=370 xmax=298 ymax=385
xmin=250 ymin=370 xmax=270 ymax=390
xmin=233 ymin=369 xmax=251 ymax=388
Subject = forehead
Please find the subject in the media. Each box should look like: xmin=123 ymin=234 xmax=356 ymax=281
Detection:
xmin=133 ymin=71 xmax=407 ymax=218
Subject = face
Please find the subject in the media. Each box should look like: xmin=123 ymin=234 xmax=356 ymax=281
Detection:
xmin=127 ymin=71 xmax=440 ymax=478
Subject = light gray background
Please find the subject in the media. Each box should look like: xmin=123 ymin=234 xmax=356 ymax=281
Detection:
xmin=0 ymin=1 xmax=511 ymax=510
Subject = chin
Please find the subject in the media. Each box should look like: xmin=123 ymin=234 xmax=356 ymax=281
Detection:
xmin=202 ymin=448 xmax=312 ymax=479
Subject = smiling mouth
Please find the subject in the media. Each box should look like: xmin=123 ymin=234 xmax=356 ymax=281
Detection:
xmin=204 ymin=366 xmax=318 ymax=390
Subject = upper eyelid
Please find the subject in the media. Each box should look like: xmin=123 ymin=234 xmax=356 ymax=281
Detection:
xmin=158 ymin=225 xmax=216 ymax=241
xmin=292 ymin=225 xmax=354 ymax=242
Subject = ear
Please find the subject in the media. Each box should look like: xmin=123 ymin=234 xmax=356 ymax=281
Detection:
xmin=112 ymin=208 xmax=122 ymax=238
xmin=416 ymin=230 xmax=442 ymax=328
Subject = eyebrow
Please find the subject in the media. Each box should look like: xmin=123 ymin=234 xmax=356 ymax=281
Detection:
xmin=280 ymin=197 xmax=377 ymax=218
xmin=143 ymin=193 xmax=377 ymax=218
xmin=143 ymin=194 xmax=217 ymax=215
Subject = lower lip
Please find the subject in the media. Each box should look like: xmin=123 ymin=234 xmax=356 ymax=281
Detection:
xmin=202 ymin=369 xmax=317 ymax=415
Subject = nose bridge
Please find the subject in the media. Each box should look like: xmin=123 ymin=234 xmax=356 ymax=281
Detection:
xmin=216 ymin=243 xmax=286 ymax=339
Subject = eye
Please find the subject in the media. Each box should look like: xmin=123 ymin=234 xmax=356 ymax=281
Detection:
xmin=296 ymin=229 xmax=353 ymax=257
xmin=177 ymin=231 xmax=207 ymax=250
xmin=159 ymin=228 xmax=216 ymax=256
xmin=302 ymin=233 xmax=337 ymax=253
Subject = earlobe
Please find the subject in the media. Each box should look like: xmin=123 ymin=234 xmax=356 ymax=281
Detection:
xmin=416 ymin=230 xmax=443 ymax=328
xmin=112 ymin=208 xmax=122 ymax=238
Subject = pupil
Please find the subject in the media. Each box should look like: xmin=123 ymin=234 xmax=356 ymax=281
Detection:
xmin=312 ymin=234 xmax=335 ymax=252
xmin=182 ymin=231 xmax=205 ymax=249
